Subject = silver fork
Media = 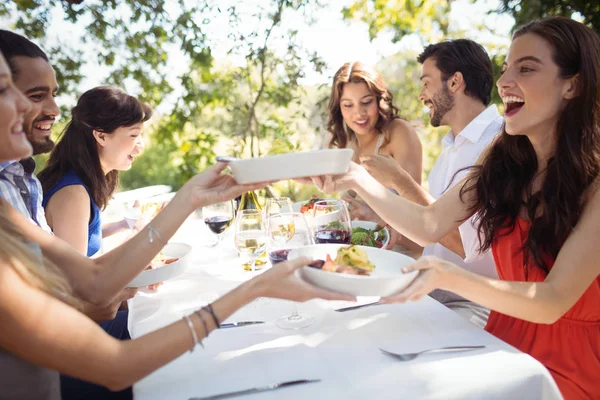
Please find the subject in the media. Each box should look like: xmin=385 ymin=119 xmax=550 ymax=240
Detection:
xmin=379 ymin=345 xmax=485 ymax=361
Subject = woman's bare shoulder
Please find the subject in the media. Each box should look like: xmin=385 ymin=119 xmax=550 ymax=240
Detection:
xmin=387 ymin=119 xmax=421 ymax=149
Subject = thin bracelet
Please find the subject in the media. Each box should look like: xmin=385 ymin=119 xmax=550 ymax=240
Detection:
xmin=194 ymin=309 xmax=209 ymax=347
xmin=183 ymin=315 xmax=199 ymax=352
xmin=147 ymin=223 xmax=162 ymax=243
xmin=204 ymin=303 xmax=220 ymax=328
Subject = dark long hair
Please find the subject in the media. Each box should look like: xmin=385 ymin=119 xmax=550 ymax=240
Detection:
xmin=327 ymin=62 xmax=400 ymax=150
xmin=39 ymin=86 xmax=152 ymax=209
xmin=460 ymin=17 xmax=600 ymax=272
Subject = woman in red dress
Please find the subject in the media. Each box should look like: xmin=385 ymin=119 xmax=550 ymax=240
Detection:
xmin=311 ymin=17 xmax=600 ymax=399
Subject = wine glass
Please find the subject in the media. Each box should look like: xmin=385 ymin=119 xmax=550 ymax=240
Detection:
xmin=202 ymin=200 xmax=234 ymax=247
xmin=122 ymin=202 xmax=142 ymax=229
xmin=267 ymin=212 xmax=315 ymax=329
xmin=234 ymin=210 xmax=267 ymax=274
xmin=121 ymin=201 xmax=143 ymax=237
xmin=265 ymin=197 xmax=293 ymax=217
xmin=312 ymin=199 xmax=352 ymax=244
xmin=265 ymin=196 xmax=293 ymax=232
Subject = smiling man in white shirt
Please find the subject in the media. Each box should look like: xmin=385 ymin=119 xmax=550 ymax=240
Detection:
xmin=359 ymin=39 xmax=503 ymax=328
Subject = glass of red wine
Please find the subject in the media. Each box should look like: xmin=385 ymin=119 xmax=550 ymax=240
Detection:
xmin=312 ymin=199 xmax=352 ymax=244
xmin=202 ymin=200 xmax=234 ymax=247
xmin=267 ymin=212 xmax=315 ymax=329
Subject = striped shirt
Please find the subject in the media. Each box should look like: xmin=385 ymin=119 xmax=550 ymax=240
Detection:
xmin=0 ymin=159 xmax=53 ymax=233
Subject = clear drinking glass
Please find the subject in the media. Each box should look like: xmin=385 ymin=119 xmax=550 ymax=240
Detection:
xmin=265 ymin=197 xmax=293 ymax=218
xmin=312 ymin=199 xmax=352 ymax=244
xmin=267 ymin=212 xmax=315 ymax=329
xmin=202 ymin=200 xmax=235 ymax=247
xmin=234 ymin=209 xmax=267 ymax=274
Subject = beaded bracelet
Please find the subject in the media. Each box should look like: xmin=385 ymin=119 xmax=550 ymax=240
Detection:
xmin=204 ymin=303 xmax=220 ymax=328
xmin=183 ymin=315 xmax=199 ymax=352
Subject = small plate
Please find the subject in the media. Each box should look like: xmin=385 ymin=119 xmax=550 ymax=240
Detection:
xmin=351 ymin=220 xmax=390 ymax=249
xmin=289 ymin=244 xmax=417 ymax=296
xmin=127 ymin=242 xmax=192 ymax=287
xmin=228 ymin=149 xmax=353 ymax=184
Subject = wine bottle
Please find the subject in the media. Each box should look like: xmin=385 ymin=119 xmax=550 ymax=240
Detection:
xmin=237 ymin=191 xmax=262 ymax=211
xmin=237 ymin=191 xmax=267 ymax=268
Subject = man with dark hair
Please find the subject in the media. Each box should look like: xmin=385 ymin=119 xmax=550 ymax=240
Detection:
xmin=0 ymin=29 xmax=58 ymax=155
xmin=0 ymin=30 xmax=134 ymax=400
xmin=0 ymin=29 xmax=58 ymax=231
xmin=358 ymin=39 xmax=502 ymax=327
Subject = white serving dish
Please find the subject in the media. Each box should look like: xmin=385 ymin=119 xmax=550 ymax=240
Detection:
xmin=289 ymin=244 xmax=417 ymax=296
xmin=127 ymin=242 xmax=192 ymax=288
xmin=351 ymin=220 xmax=390 ymax=249
xmin=228 ymin=149 xmax=353 ymax=184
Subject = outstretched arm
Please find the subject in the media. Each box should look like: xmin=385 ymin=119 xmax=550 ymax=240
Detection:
xmin=383 ymin=182 xmax=600 ymax=324
xmin=5 ymin=163 xmax=265 ymax=306
xmin=0 ymin=257 xmax=353 ymax=391
xmin=360 ymin=155 xmax=466 ymax=258
xmin=311 ymin=162 xmax=476 ymax=247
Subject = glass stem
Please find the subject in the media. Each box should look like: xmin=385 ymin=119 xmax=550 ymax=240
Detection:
xmin=290 ymin=302 xmax=300 ymax=320
xmin=250 ymin=257 xmax=256 ymax=277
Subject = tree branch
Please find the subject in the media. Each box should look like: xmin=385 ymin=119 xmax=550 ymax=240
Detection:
xmin=244 ymin=0 xmax=284 ymax=157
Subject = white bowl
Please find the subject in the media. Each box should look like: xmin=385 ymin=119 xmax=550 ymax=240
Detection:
xmin=289 ymin=244 xmax=417 ymax=296
xmin=228 ymin=149 xmax=353 ymax=184
xmin=127 ymin=242 xmax=192 ymax=287
xmin=351 ymin=220 xmax=390 ymax=249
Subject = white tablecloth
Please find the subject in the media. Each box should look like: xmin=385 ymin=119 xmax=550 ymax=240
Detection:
xmin=128 ymin=217 xmax=563 ymax=400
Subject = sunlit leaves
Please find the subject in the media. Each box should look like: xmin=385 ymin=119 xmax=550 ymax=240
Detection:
xmin=342 ymin=0 xmax=451 ymax=43
xmin=499 ymin=0 xmax=599 ymax=33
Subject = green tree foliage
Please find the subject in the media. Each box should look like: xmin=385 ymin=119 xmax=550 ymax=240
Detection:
xmin=499 ymin=0 xmax=599 ymax=33
xmin=342 ymin=0 xmax=451 ymax=43
xmin=2 ymin=0 xmax=326 ymax=194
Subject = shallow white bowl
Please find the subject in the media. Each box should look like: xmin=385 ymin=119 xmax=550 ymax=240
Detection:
xmin=352 ymin=220 xmax=390 ymax=249
xmin=289 ymin=244 xmax=417 ymax=296
xmin=228 ymin=149 xmax=353 ymax=184
xmin=127 ymin=242 xmax=192 ymax=287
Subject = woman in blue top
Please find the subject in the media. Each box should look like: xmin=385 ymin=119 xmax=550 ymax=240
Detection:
xmin=39 ymin=86 xmax=150 ymax=256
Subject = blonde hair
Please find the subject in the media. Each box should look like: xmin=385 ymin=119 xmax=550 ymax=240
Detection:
xmin=0 ymin=203 xmax=78 ymax=307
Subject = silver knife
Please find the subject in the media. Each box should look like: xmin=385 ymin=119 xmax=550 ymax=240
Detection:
xmin=334 ymin=301 xmax=381 ymax=312
xmin=219 ymin=321 xmax=265 ymax=329
xmin=188 ymin=379 xmax=321 ymax=400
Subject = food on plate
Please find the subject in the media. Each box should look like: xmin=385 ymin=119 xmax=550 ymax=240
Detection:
xmin=147 ymin=252 xmax=179 ymax=269
xmin=307 ymin=245 xmax=375 ymax=275
xmin=299 ymin=196 xmax=324 ymax=214
xmin=351 ymin=226 xmax=387 ymax=248
xmin=140 ymin=201 xmax=166 ymax=218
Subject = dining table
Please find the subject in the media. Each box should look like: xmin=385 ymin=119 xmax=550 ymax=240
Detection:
xmin=127 ymin=215 xmax=563 ymax=400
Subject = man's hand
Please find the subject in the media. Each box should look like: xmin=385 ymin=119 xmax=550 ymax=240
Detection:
xmin=81 ymin=288 xmax=138 ymax=322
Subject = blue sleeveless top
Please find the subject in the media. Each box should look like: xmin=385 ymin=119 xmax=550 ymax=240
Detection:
xmin=43 ymin=170 xmax=102 ymax=257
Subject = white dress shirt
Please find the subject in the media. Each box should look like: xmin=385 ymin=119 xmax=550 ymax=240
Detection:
xmin=424 ymin=105 xmax=503 ymax=279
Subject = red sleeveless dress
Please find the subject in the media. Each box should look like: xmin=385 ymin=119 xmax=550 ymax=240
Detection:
xmin=487 ymin=217 xmax=600 ymax=399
